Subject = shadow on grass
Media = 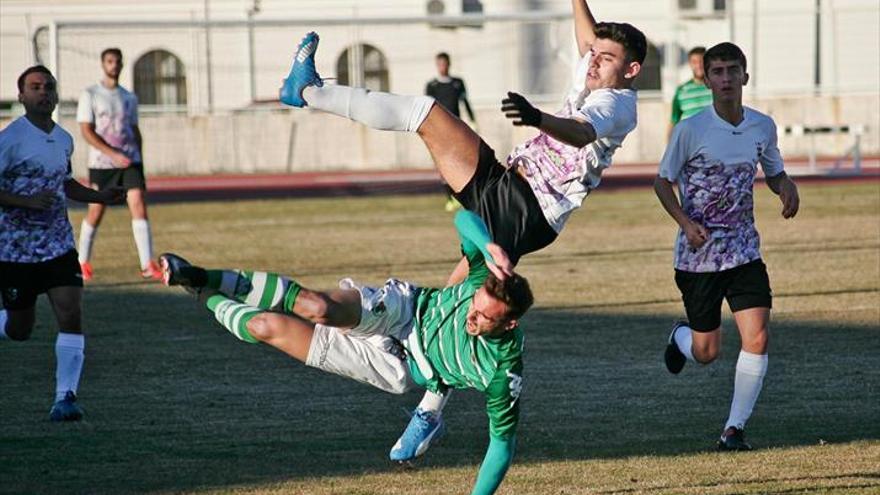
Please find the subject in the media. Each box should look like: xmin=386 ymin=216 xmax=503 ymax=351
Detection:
xmin=1 ymin=288 xmax=878 ymax=494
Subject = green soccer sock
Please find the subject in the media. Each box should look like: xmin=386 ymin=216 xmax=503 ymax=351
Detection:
xmin=205 ymin=294 xmax=261 ymax=344
xmin=204 ymin=270 xmax=301 ymax=313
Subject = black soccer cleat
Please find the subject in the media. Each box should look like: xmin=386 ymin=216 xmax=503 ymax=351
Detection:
xmin=717 ymin=427 xmax=753 ymax=451
xmin=49 ymin=391 xmax=84 ymax=422
xmin=664 ymin=320 xmax=689 ymax=374
xmin=158 ymin=252 xmax=207 ymax=289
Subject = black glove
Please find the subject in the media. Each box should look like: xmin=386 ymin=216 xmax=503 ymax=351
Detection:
xmin=502 ymin=91 xmax=542 ymax=127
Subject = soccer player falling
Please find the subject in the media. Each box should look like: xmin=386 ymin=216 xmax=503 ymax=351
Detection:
xmin=160 ymin=210 xmax=530 ymax=495
xmin=277 ymin=0 xmax=647 ymax=462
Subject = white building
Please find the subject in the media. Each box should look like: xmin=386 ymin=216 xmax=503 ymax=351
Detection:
xmin=1 ymin=0 xmax=877 ymax=174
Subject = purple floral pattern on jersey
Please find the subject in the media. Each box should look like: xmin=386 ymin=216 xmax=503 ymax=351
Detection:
xmin=0 ymin=158 xmax=75 ymax=262
xmin=675 ymin=154 xmax=761 ymax=272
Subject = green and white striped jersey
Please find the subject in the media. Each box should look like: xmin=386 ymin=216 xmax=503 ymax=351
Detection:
xmin=405 ymin=226 xmax=523 ymax=439
xmin=671 ymin=79 xmax=713 ymax=124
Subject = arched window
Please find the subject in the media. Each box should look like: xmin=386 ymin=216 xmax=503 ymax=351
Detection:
xmin=634 ymin=41 xmax=662 ymax=92
xmin=336 ymin=44 xmax=389 ymax=91
xmin=134 ymin=50 xmax=187 ymax=105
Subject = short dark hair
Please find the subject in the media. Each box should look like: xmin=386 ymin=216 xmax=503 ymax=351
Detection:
xmin=703 ymin=42 xmax=747 ymax=75
xmin=594 ymin=22 xmax=647 ymax=65
xmin=101 ymin=47 xmax=123 ymax=61
xmin=484 ymin=272 xmax=533 ymax=321
xmin=688 ymin=46 xmax=707 ymax=58
xmin=17 ymin=65 xmax=54 ymax=93
xmin=435 ymin=52 xmax=450 ymax=62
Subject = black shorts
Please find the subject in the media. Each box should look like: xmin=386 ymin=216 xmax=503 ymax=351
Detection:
xmin=89 ymin=163 xmax=146 ymax=191
xmin=0 ymin=249 xmax=83 ymax=311
xmin=674 ymin=259 xmax=772 ymax=332
xmin=452 ymin=140 xmax=557 ymax=265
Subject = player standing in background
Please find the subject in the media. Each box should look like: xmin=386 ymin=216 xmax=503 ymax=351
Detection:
xmin=0 ymin=66 xmax=125 ymax=421
xmin=76 ymin=48 xmax=161 ymax=281
xmin=668 ymin=46 xmax=712 ymax=140
xmin=426 ymin=52 xmax=477 ymax=211
xmin=655 ymin=42 xmax=799 ymax=450
xmin=159 ymin=210 xmax=531 ymax=495
xmin=277 ymin=0 xmax=646 ymax=463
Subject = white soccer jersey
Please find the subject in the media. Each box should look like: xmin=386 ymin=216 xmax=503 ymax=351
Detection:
xmin=76 ymin=83 xmax=141 ymax=169
xmin=0 ymin=117 xmax=76 ymax=262
xmin=658 ymin=106 xmax=785 ymax=272
xmin=508 ymin=51 xmax=638 ymax=232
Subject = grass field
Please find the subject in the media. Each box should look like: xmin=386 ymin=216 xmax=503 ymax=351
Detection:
xmin=2 ymin=182 xmax=878 ymax=495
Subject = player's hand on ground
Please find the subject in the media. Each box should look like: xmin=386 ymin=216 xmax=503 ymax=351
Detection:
xmin=683 ymin=221 xmax=709 ymax=249
xmin=21 ymin=190 xmax=56 ymax=211
xmin=779 ymin=178 xmax=799 ymax=218
xmin=502 ymin=92 xmax=542 ymax=127
xmin=486 ymin=243 xmax=514 ymax=280
xmin=101 ymin=187 xmax=127 ymax=205
xmin=111 ymin=151 xmax=132 ymax=168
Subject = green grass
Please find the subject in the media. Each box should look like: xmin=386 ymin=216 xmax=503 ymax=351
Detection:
xmin=1 ymin=182 xmax=878 ymax=495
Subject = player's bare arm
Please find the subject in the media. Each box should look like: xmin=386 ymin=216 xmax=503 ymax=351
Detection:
xmin=572 ymin=0 xmax=598 ymax=56
xmin=765 ymin=171 xmax=800 ymax=219
xmin=502 ymin=92 xmax=596 ymax=148
xmin=653 ymin=176 xmax=709 ymax=249
xmin=0 ymin=190 xmax=56 ymax=210
xmin=79 ymin=122 xmax=131 ymax=168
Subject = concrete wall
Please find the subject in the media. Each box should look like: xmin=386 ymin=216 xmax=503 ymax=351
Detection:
xmin=2 ymin=92 xmax=870 ymax=177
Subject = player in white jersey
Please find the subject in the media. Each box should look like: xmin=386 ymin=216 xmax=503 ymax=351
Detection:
xmin=0 ymin=66 xmax=125 ymax=421
xmin=654 ymin=43 xmax=800 ymax=451
xmin=277 ymin=0 xmax=646 ymax=462
xmin=76 ymin=48 xmax=162 ymax=281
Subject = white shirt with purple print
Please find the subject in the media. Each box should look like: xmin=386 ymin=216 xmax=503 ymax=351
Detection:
xmin=508 ymin=51 xmax=638 ymax=233
xmin=76 ymin=83 xmax=141 ymax=169
xmin=659 ymin=106 xmax=785 ymax=273
xmin=0 ymin=117 xmax=76 ymax=263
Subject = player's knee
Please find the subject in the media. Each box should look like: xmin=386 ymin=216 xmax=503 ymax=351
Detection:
xmin=693 ymin=343 xmax=720 ymax=364
xmin=245 ymin=313 xmax=283 ymax=341
xmin=5 ymin=324 xmax=34 ymax=341
xmin=297 ymin=291 xmax=334 ymax=324
xmin=742 ymin=329 xmax=769 ymax=354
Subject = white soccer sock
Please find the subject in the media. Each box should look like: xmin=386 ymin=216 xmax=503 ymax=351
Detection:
xmin=55 ymin=332 xmax=85 ymax=401
xmin=725 ymin=350 xmax=768 ymax=431
xmin=417 ymin=388 xmax=451 ymax=415
xmin=674 ymin=324 xmax=696 ymax=362
xmin=0 ymin=310 xmax=8 ymax=339
xmin=131 ymin=219 xmax=153 ymax=269
xmin=78 ymin=220 xmax=97 ymax=263
xmin=303 ymin=84 xmax=434 ymax=132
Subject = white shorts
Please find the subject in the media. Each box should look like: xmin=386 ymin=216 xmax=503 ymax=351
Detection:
xmin=305 ymin=278 xmax=417 ymax=394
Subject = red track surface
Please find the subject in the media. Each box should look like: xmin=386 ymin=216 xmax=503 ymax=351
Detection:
xmin=87 ymin=156 xmax=879 ymax=203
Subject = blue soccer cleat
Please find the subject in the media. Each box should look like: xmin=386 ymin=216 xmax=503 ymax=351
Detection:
xmin=49 ymin=391 xmax=84 ymax=422
xmin=389 ymin=408 xmax=446 ymax=462
xmin=280 ymin=31 xmax=324 ymax=108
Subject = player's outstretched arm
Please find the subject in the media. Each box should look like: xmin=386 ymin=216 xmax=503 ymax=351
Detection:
xmin=0 ymin=190 xmax=55 ymax=210
xmin=471 ymin=435 xmax=516 ymax=495
xmin=765 ymin=171 xmax=800 ymax=219
xmin=454 ymin=210 xmax=514 ymax=280
xmin=502 ymin=92 xmax=596 ymax=148
xmin=64 ymin=178 xmax=126 ymax=205
xmin=572 ymin=0 xmax=598 ymax=56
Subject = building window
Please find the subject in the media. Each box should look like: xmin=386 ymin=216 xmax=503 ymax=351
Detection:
xmin=134 ymin=50 xmax=187 ymax=105
xmin=337 ymin=44 xmax=389 ymax=91
xmin=634 ymin=41 xmax=662 ymax=91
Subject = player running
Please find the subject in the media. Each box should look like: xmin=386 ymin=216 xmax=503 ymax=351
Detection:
xmin=277 ymin=0 xmax=647 ymax=462
xmin=159 ymin=210 xmax=532 ymax=495
xmin=655 ymin=42 xmax=799 ymax=450
xmin=0 ymin=66 xmax=125 ymax=421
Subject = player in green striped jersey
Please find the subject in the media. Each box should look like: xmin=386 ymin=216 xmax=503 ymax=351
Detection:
xmin=668 ymin=46 xmax=713 ymax=140
xmin=159 ymin=210 xmax=533 ymax=495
